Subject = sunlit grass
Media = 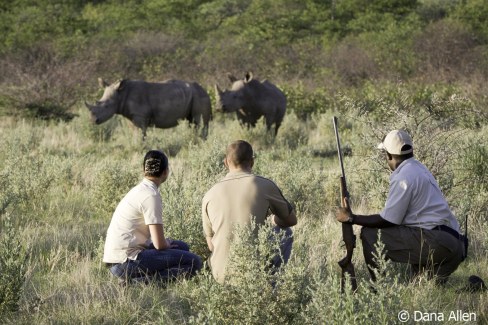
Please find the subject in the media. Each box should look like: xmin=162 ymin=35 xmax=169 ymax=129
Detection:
xmin=1 ymin=99 xmax=487 ymax=324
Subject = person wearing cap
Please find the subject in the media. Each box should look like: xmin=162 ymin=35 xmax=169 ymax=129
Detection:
xmin=336 ymin=130 xmax=465 ymax=284
xmin=202 ymin=140 xmax=297 ymax=284
xmin=103 ymin=150 xmax=202 ymax=284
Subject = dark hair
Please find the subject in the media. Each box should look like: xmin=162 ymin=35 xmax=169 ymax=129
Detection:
xmin=143 ymin=150 xmax=168 ymax=177
xmin=390 ymin=145 xmax=414 ymax=160
xmin=226 ymin=140 xmax=254 ymax=167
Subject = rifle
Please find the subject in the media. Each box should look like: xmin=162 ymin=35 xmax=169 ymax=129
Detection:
xmin=332 ymin=116 xmax=358 ymax=292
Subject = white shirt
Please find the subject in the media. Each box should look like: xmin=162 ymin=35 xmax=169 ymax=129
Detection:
xmin=103 ymin=178 xmax=163 ymax=263
xmin=380 ymin=158 xmax=460 ymax=232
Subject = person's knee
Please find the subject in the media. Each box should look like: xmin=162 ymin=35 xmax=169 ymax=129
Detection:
xmin=360 ymin=227 xmax=379 ymax=253
xmin=191 ymin=254 xmax=203 ymax=273
xmin=171 ymin=239 xmax=190 ymax=251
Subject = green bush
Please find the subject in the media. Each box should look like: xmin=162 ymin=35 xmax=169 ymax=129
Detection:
xmin=184 ymin=221 xmax=310 ymax=324
xmin=282 ymin=85 xmax=331 ymax=120
xmin=91 ymin=161 xmax=139 ymax=219
xmin=0 ymin=216 xmax=29 ymax=317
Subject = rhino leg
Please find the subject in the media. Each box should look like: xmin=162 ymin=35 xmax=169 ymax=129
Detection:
xmin=201 ymin=124 xmax=208 ymax=139
xmin=274 ymin=121 xmax=282 ymax=136
xmin=265 ymin=118 xmax=273 ymax=132
xmin=130 ymin=116 xmax=148 ymax=141
xmin=264 ymin=116 xmax=280 ymax=136
xmin=141 ymin=128 xmax=147 ymax=141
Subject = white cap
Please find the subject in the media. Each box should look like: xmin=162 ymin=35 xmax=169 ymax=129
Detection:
xmin=377 ymin=130 xmax=413 ymax=155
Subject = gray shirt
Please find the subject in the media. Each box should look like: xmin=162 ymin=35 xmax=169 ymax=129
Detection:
xmin=380 ymin=158 xmax=460 ymax=232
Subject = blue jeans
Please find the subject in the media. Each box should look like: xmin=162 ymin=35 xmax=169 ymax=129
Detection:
xmin=109 ymin=240 xmax=202 ymax=282
xmin=270 ymin=226 xmax=293 ymax=270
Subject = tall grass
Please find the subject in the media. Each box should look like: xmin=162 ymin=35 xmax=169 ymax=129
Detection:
xmin=1 ymin=87 xmax=487 ymax=324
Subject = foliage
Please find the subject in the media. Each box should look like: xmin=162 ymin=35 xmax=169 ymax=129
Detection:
xmin=298 ymin=235 xmax=405 ymax=324
xmin=0 ymin=44 xmax=97 ymax=120
xmin=332 ymin=81 xmax=485 ymax=214
xmin=1 ymin=0 xmax=488 ymax=323
xmin=0 ymin=94 xmax=487 ymax=323
xmin=0 ymin=216 xmax=29 ymax=318
xmin=91 ymin=160 xmax=139 ymax=219
xmin=282 ymin=85 xmax=331 ymax=119
xmin=184 ymin=221 xmax=310 ymax=324
xmin=451 ymin=0 xmax=488 ymax=42
xmin=1 ymin=0 xmax=488 ymax=121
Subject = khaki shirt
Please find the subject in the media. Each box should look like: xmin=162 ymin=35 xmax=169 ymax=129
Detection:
xmin=202 ymin=171 xmax=292 ymax=283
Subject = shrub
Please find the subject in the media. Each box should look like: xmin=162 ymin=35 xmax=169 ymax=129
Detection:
xmin=0 ymin=44 xmax=97 ymax=121
xmin=185 ymin=221 xmax=309 ymax=324
xmin=338 ymin=83 xmax=480 ymax=208
xmin=91 ymin=161 xmax=139 ymax=219
xmin=282 ymin=85 xmax=332 ymax=120
xmin=329 ymin=37 xmax=379 ymax=86
xmin=0 ymin=128 xmax=59 ymax=219
xmin=414 ymin=20 xmax=479 ymax=81
xmin=0 ymin=215 xmax=29 ymax=317
xmin=298 ymin=235 xmax=404 ymax=324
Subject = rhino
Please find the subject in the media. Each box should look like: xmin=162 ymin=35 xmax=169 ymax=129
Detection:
xmin=85 ymin=78 xmax=212 ymax=140
xmin=214 ymin=72 xmax=286 ymax=136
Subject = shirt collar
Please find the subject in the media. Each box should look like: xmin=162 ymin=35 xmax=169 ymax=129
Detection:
xmin=391 ymin=158 xmax=415 ymax=177
xmin=224 ymin=170 xmax=253 ymax=179
xmin=142 ymin=177 xmax=159 ymax=189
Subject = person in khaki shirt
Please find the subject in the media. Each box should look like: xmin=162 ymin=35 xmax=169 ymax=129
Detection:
xmin=202 ymin=140 xmax=297 ymax=283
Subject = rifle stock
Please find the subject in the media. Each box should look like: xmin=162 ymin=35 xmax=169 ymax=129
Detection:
xmin=333 ymin=117 xmax=358 ymax=292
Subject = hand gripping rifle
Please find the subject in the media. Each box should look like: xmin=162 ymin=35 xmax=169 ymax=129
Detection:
xmin=332 ymin=116 xmax=358 ymax=292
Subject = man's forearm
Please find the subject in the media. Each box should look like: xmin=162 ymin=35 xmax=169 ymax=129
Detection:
xmin=273 ymin=211 xmax=297 ymax=228
xmin=350 ymin=213 xmax=396 ymax=228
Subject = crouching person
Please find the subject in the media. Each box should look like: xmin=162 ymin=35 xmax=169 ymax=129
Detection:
xmin=336 ymin=130 xmax=464 ymax=285
xmin=103 ymin=150 xmax=202 ymax=285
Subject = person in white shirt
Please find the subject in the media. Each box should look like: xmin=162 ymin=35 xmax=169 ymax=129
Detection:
xmin=336 ymin=130 xmax=464 ymax=284
xmin=103 ymin=150 xmax=202 ymax=284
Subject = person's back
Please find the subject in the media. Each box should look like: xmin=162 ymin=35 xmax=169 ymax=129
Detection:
xmin=104 ymin=178 xmax=162 ymax=263
xmin=203 ymin=171 xmax=292 ymax=282
xmin=202 ymin=140 xmax=296 ymax=283
xmin=382 ymin=158 xmax=460 ymax=231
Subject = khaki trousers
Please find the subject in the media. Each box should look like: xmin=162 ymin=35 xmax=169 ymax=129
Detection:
xmin=361 ymin=225 xmax=464 ymax=281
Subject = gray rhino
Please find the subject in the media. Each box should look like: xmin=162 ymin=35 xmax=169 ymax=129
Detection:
xmin=214 ymin=72 xmax=286 ymax=136
xmin=85 ymin=78 xmax=212 ymax=140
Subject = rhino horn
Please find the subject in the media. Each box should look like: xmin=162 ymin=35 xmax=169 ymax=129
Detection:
xmin=98 ymin=77 xmax=109 ymax=88
xmin=85 ymin=101 xmax=95 ymax=110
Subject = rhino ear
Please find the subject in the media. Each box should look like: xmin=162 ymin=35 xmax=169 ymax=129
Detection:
xmin=114 ymin=79 xmax=126 ymax=91
xmin=98 ymin=77 xmax=109 ymax=88
xmin=227 ymin=73 xmax=237 ymax=83
xmin=245 ymin=71 xmax=253 ymax=83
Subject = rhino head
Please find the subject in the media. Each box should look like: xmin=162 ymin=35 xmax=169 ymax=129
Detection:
xmin=214 ymin=77 xmax=249 ymax=113
xmin=85 ymin=78 xmax=124 ymax=124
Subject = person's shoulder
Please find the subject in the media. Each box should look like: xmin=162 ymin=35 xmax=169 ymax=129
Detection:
xmin=254 ymin=174 xmax=280 ymax=188
xmin=202 ymin=179 xmax=226 ymax=200
xmin=397 ymin=159 xmax=432 ymax=183
xmin=404 ymin=159 xmax=431 ymax=174
xmin=135 ymin=180 xmax=161 ymax=199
